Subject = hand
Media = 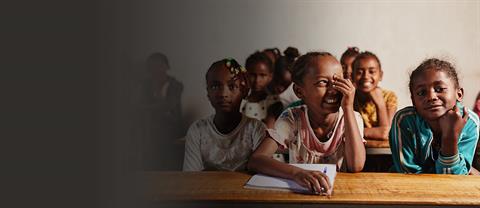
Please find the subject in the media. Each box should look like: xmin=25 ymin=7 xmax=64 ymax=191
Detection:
xmin=438 ymin=105 xmax=468 ymax=151
xmin=332 ymin=75 xmax=355 ymax=110
xmin=292 ymin=169 xmax=332 ymax=196
xmin=369 ymin=87 xmax=385 ymax=106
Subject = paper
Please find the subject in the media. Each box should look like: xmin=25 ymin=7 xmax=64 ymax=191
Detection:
xmin=244 ymin=164 xmax=337 ymax=194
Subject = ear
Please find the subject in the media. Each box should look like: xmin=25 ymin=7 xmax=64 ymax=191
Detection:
xmin=293 ymin=83 xmax=304 ymax=99
xmin=456 ymin=88 xmax=464 ymax=102
xmin=410 ymin=94 xmax=416 ymax=108
xmin=379 ymin=70 xmax=384 ymax=82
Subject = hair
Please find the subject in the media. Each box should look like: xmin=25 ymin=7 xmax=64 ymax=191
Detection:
xmin=263 ymin=48 xmax=282 ymax=61
xmin=340 ymin=47 xmax=360 ymax=64
xmin=474 ymin=92 xmax=480 ymax=114
xmin=284 ymin=47 xmax=300 ymax=64
xmin=291 ymin=52 xmax=334 ymax=85
xmin=408 ymin=58 xmax=460 ymax=94
xmin=147 ymin=52 xmax=169 ymax=68
xmin=245 ymin=51 xmax=274 ymax=73
xmin=206 ymin=58 xmax=249 ymax=89
xmin=352 ymin=51 xmax=382 ymax=73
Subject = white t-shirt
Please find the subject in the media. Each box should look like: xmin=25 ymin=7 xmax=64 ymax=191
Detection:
xmin=240 ymin=95 xmax=280 ymax=121
xmin=183 ymin=114 xmax=266 ymax=171
xmin=277 ymin=83 xmax=300 ymax=108
xmin=267 ymin=104 xmax=364 ymax=171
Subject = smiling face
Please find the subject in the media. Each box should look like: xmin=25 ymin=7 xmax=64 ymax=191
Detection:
xmin=341 ymin=55 xmax=355 ymax=80
xmin=352 ymin=57 xmax=383 ymax=93
xmin=294 ymin=56 xmax=343 ymax=115
xmin=206 ymin=65 xmax=246 ymax=113
xmin=410 ymin=69 xmax=463 ymax=121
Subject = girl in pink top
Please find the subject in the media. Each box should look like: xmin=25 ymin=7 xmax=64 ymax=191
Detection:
xmin=248 ymin=52 xmax=365 ymax=196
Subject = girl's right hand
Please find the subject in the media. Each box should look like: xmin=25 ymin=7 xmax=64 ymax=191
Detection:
xmin=292 ymin=169 xmax=332 ymax=195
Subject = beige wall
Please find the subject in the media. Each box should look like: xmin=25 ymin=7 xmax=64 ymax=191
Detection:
xmin=131 ymin=0 xmax=480 ymax=125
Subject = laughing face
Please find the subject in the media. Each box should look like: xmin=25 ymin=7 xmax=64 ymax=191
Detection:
xmin=410 ymin=69 xmax=463 ymax=121
xmin=295 ymin=56 xmax=343 ymax=115
xmin=352 ymin=57 xmax=383 ymax=93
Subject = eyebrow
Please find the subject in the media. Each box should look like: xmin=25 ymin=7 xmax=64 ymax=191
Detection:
xmin=414 ymin=80 xmax=448 ymax=88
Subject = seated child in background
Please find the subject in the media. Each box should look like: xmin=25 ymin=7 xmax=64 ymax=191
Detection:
xmin=241 ymin=52 xmax=283 ymax=128
xmin=183 ymin=58 xmax=266 ymax=171
xmin=248 ymin=52 xmax=366 ymax=195
xmin=340 ymin=47 xmax=360 ymax=80
xmin=352 ymin=51 xmax=397 ymax=141
xmin=389 ymin=58 xmax=479 ymax=174
xmin=270 ymin=47 xmax=301 ymax=108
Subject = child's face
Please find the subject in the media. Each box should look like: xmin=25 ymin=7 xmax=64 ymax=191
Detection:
xmin=341 ymin=56 xmax=355 ymax=80
xmin=295 ymin=56 xmax=343 ymax=114
xmin=247 ymin=62 xmax=273 ymax=92
xmin=206 ymin=66 xmax=246 ymax=113
xmin=352 ymin=57 xmax=383 ymax=93
xmin=411 ymin=69 xmax=463 ymax=121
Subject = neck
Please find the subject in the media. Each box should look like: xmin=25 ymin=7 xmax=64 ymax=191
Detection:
xmin=248 ymin=90 xmax=268 ymax=101
xmin=308 ymin=110 xmax=338 ymax=129
xmin=214 ymin=111 xmax=243 ymax=134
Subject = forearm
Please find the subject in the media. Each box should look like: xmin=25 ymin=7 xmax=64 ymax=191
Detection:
xmin=248 ymin=154 xmax=302 ymax=179
xmin=374 ymin=101 xmax=390 ymax=127
xmin=342 ymin=107 xmax=366 ymax=172
xmin=364 ymin=127 xmax=390 ymax=140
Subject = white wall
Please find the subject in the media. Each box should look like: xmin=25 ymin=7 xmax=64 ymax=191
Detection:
xmin=130 ymin=0 xmax=480 ymax=125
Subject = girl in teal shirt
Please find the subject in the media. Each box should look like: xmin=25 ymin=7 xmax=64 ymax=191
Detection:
xmin=389 ymin=58 xmax=479 ymax=174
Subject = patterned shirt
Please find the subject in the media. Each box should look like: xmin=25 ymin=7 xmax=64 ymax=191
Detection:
xmin=267 ymin=104 xmax=364 ymax=171
xmin=355 ymin=89 xmax=397 ymax=128
xmin=183 ymin=115 xmax=266 ymax=171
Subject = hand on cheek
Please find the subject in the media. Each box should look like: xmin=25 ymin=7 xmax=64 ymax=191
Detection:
xmin=332 ymin=75 xmax=355 ymax=110
xmin=438 ymin=105 xmax=469 ymax=154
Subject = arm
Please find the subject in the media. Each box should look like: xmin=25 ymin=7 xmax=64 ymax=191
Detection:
xmin=182 ymin=125 xmax=204 ymax=171
xmin=247 ymin=137 xmax=332 ymax=195
xmin=436 ymin=106 xmax=477 ymax=174
xmin=364 ymin=88 xmax=397 ymax=140
xmin=389 ymin=108 xmax=424 ymax=173
xmin=332 ymin=76 xmax=366 ymax=172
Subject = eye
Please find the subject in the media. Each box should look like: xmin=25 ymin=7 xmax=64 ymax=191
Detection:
xmin=416 ymin=89 xmax=426 ymax=97
xmin=434 ymin=86 xmax=447 ymax=93
xmin=228 ymin=83 xmax=240 ymax=91
xmin=314 ymin=80 xmax=328 ymax=87
xmin=209 ymin=84 xmax=220 ymax=91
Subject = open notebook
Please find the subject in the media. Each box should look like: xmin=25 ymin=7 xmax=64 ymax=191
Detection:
xmin=244 ymin=164 xmax=337 ymax=194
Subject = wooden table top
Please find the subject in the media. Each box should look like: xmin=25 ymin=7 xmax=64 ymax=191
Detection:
xmin=141 ymin=171 xmax=480 ymax=206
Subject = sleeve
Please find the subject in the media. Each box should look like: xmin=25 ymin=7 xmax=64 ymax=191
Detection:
xmin=354 ymin=112 xmax=365 ymax=142
xmin=384 ymin=90 xmax=398 ymax=111
xmin=435 ymin=112 xmax=480 ymax=175
xmin=389 ymin=110 xmax=424 ymax=173
xmin=267 ymin=109 xmax=295 ymax=150
xmin=251 ymin=121 xmax=267 ymax=150
xmin=182 ymin=123 xmax=204 ymax=171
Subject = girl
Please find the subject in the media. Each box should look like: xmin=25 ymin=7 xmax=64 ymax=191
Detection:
xmin=241 ymin=52 xmax=283 ymax=128
xmin=340 ymin=47 xmax=360 ymax=80
xmin=248 ymin=52 xmax=366 ymax=195
xmin=352 ymin=51 xmax=397 ymax=141
xmin=270 ymin=47 xmax=301 ymax=108
xmin=389 ymin=58 xmax=479 ymax=174
xmin=183 ymin=58 xmax=266 ymax=171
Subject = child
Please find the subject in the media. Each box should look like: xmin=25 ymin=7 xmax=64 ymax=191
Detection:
xmin=270 ymin=47 xmax=301 ymax=108
xmin=352 ymin=51 xmax=397 ymax=141
xmin=340 ymin=47 xmax=360 ymax=80
xmin=263 ymin=47 xmax=282 ymax=67
xmin=472 ymin=92 xmax=480 ymax=174
xmin=183 ymin=58 xmax=266 ymax=171
xmin=241 ymin=52 xmax=283 ymax=128
xmin=389 ymin=58 xmax=480 ymax=174
xmin=248 ymin=52 xmax=366 ymax=195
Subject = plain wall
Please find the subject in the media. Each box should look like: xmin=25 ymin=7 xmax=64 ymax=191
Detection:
xmin=131 ymin=0 xmax=480 ymax=127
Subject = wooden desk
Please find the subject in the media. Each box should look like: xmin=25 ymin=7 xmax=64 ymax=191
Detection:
xmin=141 ymin=171 xmax=480 ymax=207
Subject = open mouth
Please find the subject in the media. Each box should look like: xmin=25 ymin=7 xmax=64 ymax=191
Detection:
xmin=324 ymin=95 xmax=341 ymax=105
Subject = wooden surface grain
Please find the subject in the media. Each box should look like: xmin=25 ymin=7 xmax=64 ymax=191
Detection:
xmin=141 ymin=171 xmax=480 ymax=206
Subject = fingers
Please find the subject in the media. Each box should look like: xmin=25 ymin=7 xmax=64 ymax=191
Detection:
xmin=306 ymin=171 xmax=331 ymax=195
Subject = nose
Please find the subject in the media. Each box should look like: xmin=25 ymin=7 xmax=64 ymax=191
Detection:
xmin=218 ymin=86 xmax=229 ymax=98
xmin=426 ymin=89 xmax=438 ymax=101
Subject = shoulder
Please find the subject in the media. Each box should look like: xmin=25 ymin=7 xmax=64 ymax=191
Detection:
xmin=466 ymin=107 xmax=480 ymax=130
xmin=381 ymin=88 xmax=398 ymax=101
xmin=167 ymin=76 xmax=183 ymax=90
xmin=279 ymin=104 xmax=306 ymax=119
xmin=187 ymin=115 xmax=213 ymax=133
xmin=392 ymin=106 xmax=418 ymax=125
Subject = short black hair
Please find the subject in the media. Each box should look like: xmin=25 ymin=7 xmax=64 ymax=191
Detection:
xmin=245 ymin=51 xmax=274 ymax=73
xmin=352 ymin=51 xmax=382 ymax=73
xmin=409 ymin=58 xmax=460 ymax=94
